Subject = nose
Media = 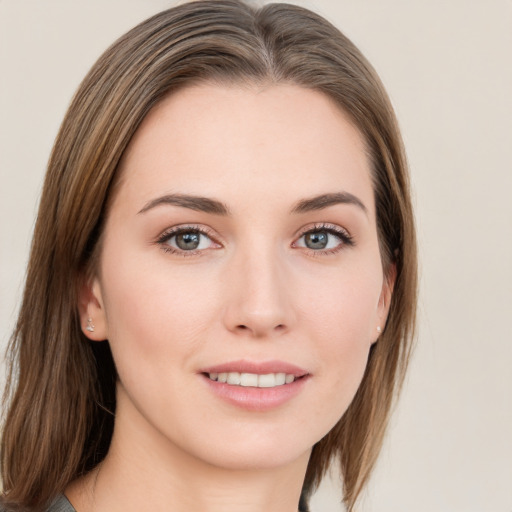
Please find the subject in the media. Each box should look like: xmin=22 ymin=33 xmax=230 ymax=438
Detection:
xmin=222 ymin=247 xmax=295 ymax=338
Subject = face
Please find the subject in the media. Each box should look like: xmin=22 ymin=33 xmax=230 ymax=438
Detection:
xmin=82 ymin=83 xmax=392 ymax=472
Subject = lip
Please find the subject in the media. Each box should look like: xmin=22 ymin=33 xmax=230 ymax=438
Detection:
xmin=200 ymin=359 xmax=309 ymax=377
xmin=199 ymin=359 xmax=310 ymax=412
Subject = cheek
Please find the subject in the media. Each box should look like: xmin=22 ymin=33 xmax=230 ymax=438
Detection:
xmin=301 ymin=263 xmax=381 ymax=346
xmin=300 ymin=268 xmax=381 ymax=420
xmin=100 ymin=253 xmax=221 ymax=372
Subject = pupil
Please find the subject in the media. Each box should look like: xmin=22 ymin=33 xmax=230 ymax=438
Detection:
xmin=305 ymin=231 xmax=328 ymax=249
xmin=176 ymin=232 xmax=200 ymax=250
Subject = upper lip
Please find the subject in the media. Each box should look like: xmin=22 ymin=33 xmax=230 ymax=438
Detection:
xmin=200 ymin=359 xmax=309 ymax=377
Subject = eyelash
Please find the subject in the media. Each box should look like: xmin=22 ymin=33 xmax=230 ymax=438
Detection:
xmin=293 ymin=223 xmax=355 ymax=256
xmin=156 ymin=224 xmax=219 ymax=257
xmin=156 ymin=222 xmax=354 ymax=256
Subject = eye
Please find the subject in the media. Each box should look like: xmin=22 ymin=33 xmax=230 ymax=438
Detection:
xmin=303 ymin=231 xmax=333 ymax=250
xmin=157 ymin=226 xmax=219 ymax=254
xmin=294 ymin=224 xmax=354 ymax=253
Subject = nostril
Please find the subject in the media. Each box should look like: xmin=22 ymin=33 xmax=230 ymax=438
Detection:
xmin=236 ymin=324 xmax=286 ymax=332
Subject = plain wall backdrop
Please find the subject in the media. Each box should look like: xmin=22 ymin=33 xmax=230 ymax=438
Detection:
xmin=1 ymin=1 xmax=511 ymax=511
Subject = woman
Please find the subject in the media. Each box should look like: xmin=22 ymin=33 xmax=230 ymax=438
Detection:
xmin=1 ymin=1 xmax=417 ymax=511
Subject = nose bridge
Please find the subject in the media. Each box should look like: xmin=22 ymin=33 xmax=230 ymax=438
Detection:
xmin=223 ymin=238 xmax=294 ymax=337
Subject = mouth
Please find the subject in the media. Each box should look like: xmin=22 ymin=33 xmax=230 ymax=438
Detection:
xmin=199 ymin=360 xmax=310 ymax=411
xmin=205 ymin=371 xmax=300 ymax=388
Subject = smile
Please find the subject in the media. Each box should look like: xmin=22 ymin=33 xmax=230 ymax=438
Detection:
xmin=201 ymin=360 xmax=310 ymax=411
xmin=207 ymin=372 xmax=296 ymax=388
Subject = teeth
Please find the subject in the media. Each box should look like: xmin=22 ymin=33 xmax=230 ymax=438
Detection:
xmin=208 ymin=372 xmax=297 ymax=388
xmin=258 ymin=373 xmax=276 ymax=388
xmin=275 ymin=373 xmax=286 ymax=385
xmin=240 ymin=373 xmax=258 ymax=387
xmin=226 ymin=372 xmax=241 ymax=385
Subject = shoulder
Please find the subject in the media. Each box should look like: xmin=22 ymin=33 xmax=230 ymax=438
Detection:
xmin=46 ymin=495 xmax=76 ymax=512
xmin=0 ymin=495 xmax=76 ymax=512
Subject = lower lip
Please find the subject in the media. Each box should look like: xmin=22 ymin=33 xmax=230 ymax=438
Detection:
xmin=202 ymin=375 xmax=309 ymax=412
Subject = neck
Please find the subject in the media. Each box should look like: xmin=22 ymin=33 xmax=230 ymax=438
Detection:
xmin=67 ymin=388 xmax=310 ymax=512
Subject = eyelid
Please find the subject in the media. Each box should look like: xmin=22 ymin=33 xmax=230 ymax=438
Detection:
xmin=295 ymin=222 xmax=352 ymax=238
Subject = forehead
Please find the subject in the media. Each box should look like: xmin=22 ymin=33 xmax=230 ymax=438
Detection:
xmin=115 ymin=83 xmax=374 ymax=216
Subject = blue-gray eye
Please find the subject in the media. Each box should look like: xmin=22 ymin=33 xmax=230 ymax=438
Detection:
xmin=175 ymin=232 xmax=201 ymax=250
xmin=165 ymin=230 xmax=212 ymax=251
xmin=304 ymin=231 xmax=329 ymax=249
xmin=296 ymin=228 xmax=347 ymax=251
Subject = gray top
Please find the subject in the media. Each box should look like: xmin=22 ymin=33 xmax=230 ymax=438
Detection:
xmin=47 ymin=495 xmax=76 ymax=512
xmin=46 ymin=494 xmax=309 ymax=511
xmin=0 ymin=495 xmax=75 ymax=512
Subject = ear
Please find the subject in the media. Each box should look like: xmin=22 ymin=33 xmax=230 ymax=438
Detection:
xmin=375 ymin=262 xmax=397 ymax=341
xmin=78 ymin=275 xmax=108 ymax=341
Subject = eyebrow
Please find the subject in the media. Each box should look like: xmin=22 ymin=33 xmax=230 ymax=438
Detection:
xmin=138 ymin=194 xmax=230 ymax=216
xmin=291 ymin=192 xmax=368 ymax=215
xmin=138 ymin=191 xmax=367 ymax=217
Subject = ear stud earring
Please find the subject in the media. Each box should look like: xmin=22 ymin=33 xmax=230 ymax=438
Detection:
xmin=377 ymin=326 xmax=382 ymax=333
xmin=86 ymin=318 xmax=95 ymax=333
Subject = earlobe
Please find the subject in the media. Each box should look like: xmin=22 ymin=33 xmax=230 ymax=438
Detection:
xmin=78 ymin=276 xmax=108 ymax=341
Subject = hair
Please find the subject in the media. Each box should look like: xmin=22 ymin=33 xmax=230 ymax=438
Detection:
xmin=1 ymin=1 xmax=417 ymax=510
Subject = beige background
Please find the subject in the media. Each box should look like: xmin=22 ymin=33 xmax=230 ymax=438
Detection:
xmin=1 ymin=1 xmax=511 ymax=510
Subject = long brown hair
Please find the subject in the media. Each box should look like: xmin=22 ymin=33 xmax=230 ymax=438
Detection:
xmin=1 ymin=1 xmax=417 ymax=510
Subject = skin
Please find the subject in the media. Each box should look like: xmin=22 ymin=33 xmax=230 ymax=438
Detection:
xmin=71 ymin=83 xmax=393 ymax=512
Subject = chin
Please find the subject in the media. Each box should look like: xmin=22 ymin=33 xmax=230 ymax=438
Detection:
xmin=193 ymin=438 xmax=313 ymax=472
xmin=165 ymin=413 xmax=334 ymax=473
